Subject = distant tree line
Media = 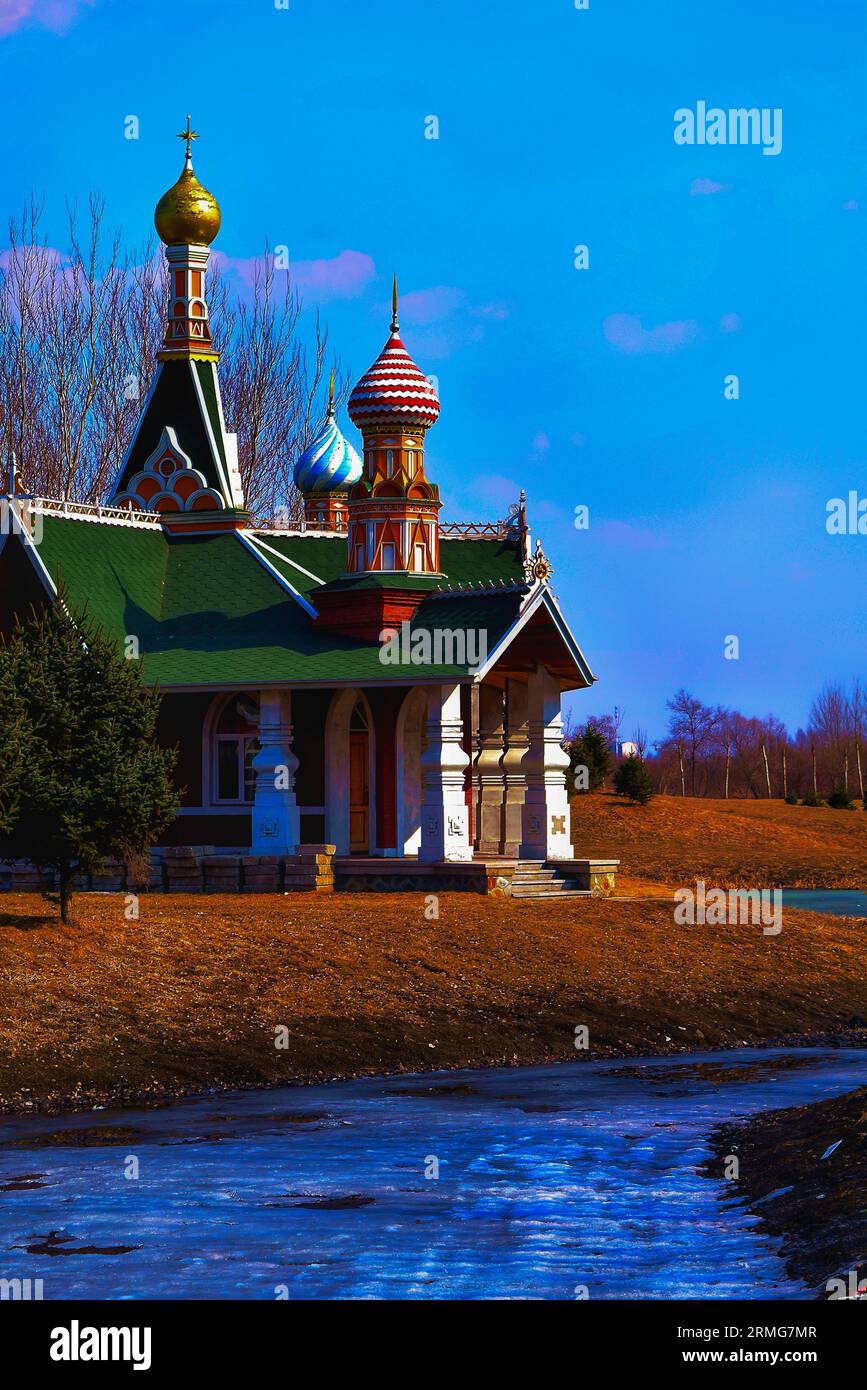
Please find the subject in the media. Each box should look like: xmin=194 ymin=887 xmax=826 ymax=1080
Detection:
xmin=566 ymin=679 xmax=867 ymax=804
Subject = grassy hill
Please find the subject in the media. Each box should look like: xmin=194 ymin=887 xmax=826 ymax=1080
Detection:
xmin=571 ymin=793 xmax=867 ymax=890
xmin=1 ymin=887 xmax=866 ymax=1112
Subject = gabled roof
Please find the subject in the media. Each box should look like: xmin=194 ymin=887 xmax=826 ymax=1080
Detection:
xmin=108 ymin=358 xmax=244 ymax=511
xmin=4 ymin=508 xmax=594 ymax=692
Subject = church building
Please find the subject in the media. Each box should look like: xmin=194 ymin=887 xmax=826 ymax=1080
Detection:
xmin=0 ymin=129 xmax=603 ymax=894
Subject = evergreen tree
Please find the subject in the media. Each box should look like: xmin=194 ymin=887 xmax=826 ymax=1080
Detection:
xmin=0 ymin=595 xmax=179 ymax=921
xmin=0 ymin=655 xmax=29 ymax=833
xmin=827 ymin=784 xmax=854 ymax=809
xmin=613 ymin=753 xmax=655 ymax=805
xmin=567 ymin=720 xmax=612 ymax=793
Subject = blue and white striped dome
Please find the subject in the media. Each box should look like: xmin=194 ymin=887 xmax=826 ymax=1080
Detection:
xmin=293 ymin=411 xmax=362 ymax=494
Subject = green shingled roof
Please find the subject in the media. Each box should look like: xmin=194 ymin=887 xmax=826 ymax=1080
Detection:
xmin=252 ymin=532 xmax=526 ymax=595
xmin=28 ymin=515 xmax=526 ymax=688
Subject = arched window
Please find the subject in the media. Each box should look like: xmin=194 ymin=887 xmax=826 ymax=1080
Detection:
xmin=386 ymin=450 xmax=394 ymax=478
xmin=213 ymin=695 xmax=260 ymax=803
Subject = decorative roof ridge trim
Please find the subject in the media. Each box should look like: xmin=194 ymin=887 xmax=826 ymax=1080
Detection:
xmin=236 ymin=531 xmax=318 ymax=618
xmin=246 ymin=532 xmax=324 ymax=586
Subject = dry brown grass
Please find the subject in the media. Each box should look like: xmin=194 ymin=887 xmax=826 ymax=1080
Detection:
xmin=572 ymin=793 xmax=867 ymax=888
xmin=2 ymin=889 xmax=865 ymax=1113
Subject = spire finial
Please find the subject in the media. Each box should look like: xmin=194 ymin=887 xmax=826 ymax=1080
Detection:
xmin=391 ymin=273 xmax=399 ymax=334
xmin=177 ymin=114 xmax=199 ymax=168
xmin=327 ymin=367 xmax=335 ymax=416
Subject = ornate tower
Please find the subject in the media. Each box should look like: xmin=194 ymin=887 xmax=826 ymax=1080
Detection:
xmin=293 ymin=371 xmax=362 ymax=531
xmin=153 ymin=117 xmax=221 ymax=360
xmin=109 ymin=119 xmax=245 ymax=528
xmin=344 ymin=279 xmax=441 ymax=575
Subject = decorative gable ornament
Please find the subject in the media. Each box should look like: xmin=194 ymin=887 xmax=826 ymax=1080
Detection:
xmin=114 ymin=426 xmax=224 ymax=514
xmin=524 ymin=538 xmax=553 ymax=585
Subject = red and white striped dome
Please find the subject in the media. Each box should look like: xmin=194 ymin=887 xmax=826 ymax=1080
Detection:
xmin=348 ymin=330 xmax=440 ymax=431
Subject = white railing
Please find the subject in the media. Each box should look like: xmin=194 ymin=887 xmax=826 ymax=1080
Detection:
xmin=27 ymin=496 xmax=163 ymax=526
xmin=249 ymin=516 xmax=514 ymax=540
xmin=12 ymin=497 xmax=518 ymax=540
xmin=439 ymin=520 xmax=512 ymax=540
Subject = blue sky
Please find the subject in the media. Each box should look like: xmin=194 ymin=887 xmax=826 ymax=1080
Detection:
xmin=1 ymin=0 xmax=865 ymax=740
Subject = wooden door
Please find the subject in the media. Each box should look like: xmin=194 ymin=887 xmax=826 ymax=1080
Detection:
xmin=349 ymin=731 xmax=369 ymax=853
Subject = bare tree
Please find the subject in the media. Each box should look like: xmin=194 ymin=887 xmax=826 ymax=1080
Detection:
xmin=631 ymin=724 xmax=648 ymax=760
xmin=850 ymin=679 xmax=865 ymax=802
xmin=217 ymin=249 xmax=345 ymax=521
xmin=809 ymin=681 xmax=849 ymax=788
xmin=760 ymin=740 xmax=772 ymax=798
xmin=666 ymin=690 xmax=722 ymax=796
xmin=0 ymin=199 xmax=337 ymax=517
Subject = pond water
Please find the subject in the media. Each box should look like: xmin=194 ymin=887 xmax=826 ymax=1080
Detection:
xmin=1 ymin=1047 xmax=865 ymax=1301
xmin=781 ymin=889 xmax=867 ymax=916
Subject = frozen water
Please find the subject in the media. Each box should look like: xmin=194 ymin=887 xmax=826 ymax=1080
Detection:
xmin=0 ymin=1047 xmax=864 ymax=1300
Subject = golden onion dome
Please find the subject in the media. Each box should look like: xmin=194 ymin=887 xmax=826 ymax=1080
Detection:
xmin=154 ymin=159 xmax=220 ymax=246
xmin=154 ymin=129 xmax=221 ymax=246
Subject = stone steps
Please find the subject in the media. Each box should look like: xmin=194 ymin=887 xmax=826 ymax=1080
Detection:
xmin=509 ymin=859 xmax=590 ymax=899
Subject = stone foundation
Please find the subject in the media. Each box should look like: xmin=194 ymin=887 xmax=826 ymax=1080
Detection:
xmin=0 ymin=850 xmax=616 ymax=897
xmin=334 ymin=858 xmax=518 ymax=895
xmin=158 ymin=844 xmax=336 ymax=893
xmin=1 ymin=860 xmax=137 ymax=893
xmin=0 ymin=845 xmax=337 ymax=896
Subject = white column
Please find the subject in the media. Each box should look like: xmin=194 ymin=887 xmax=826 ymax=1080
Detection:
xmin=520 ymin=668 xmax=573 ymax=860
xmin=501 ymin=678 xmax=529 ymax=856
xmin=419 ymin=683 xmax=472 ymax=862
xmin=474 ymin=683 xmax=506 ymax=855
xmin=252 ymin=690 xmax=300 ymax=854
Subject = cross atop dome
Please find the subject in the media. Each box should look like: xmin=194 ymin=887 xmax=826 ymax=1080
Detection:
xmin=177 ymin=114 xmax=199 ymax=163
